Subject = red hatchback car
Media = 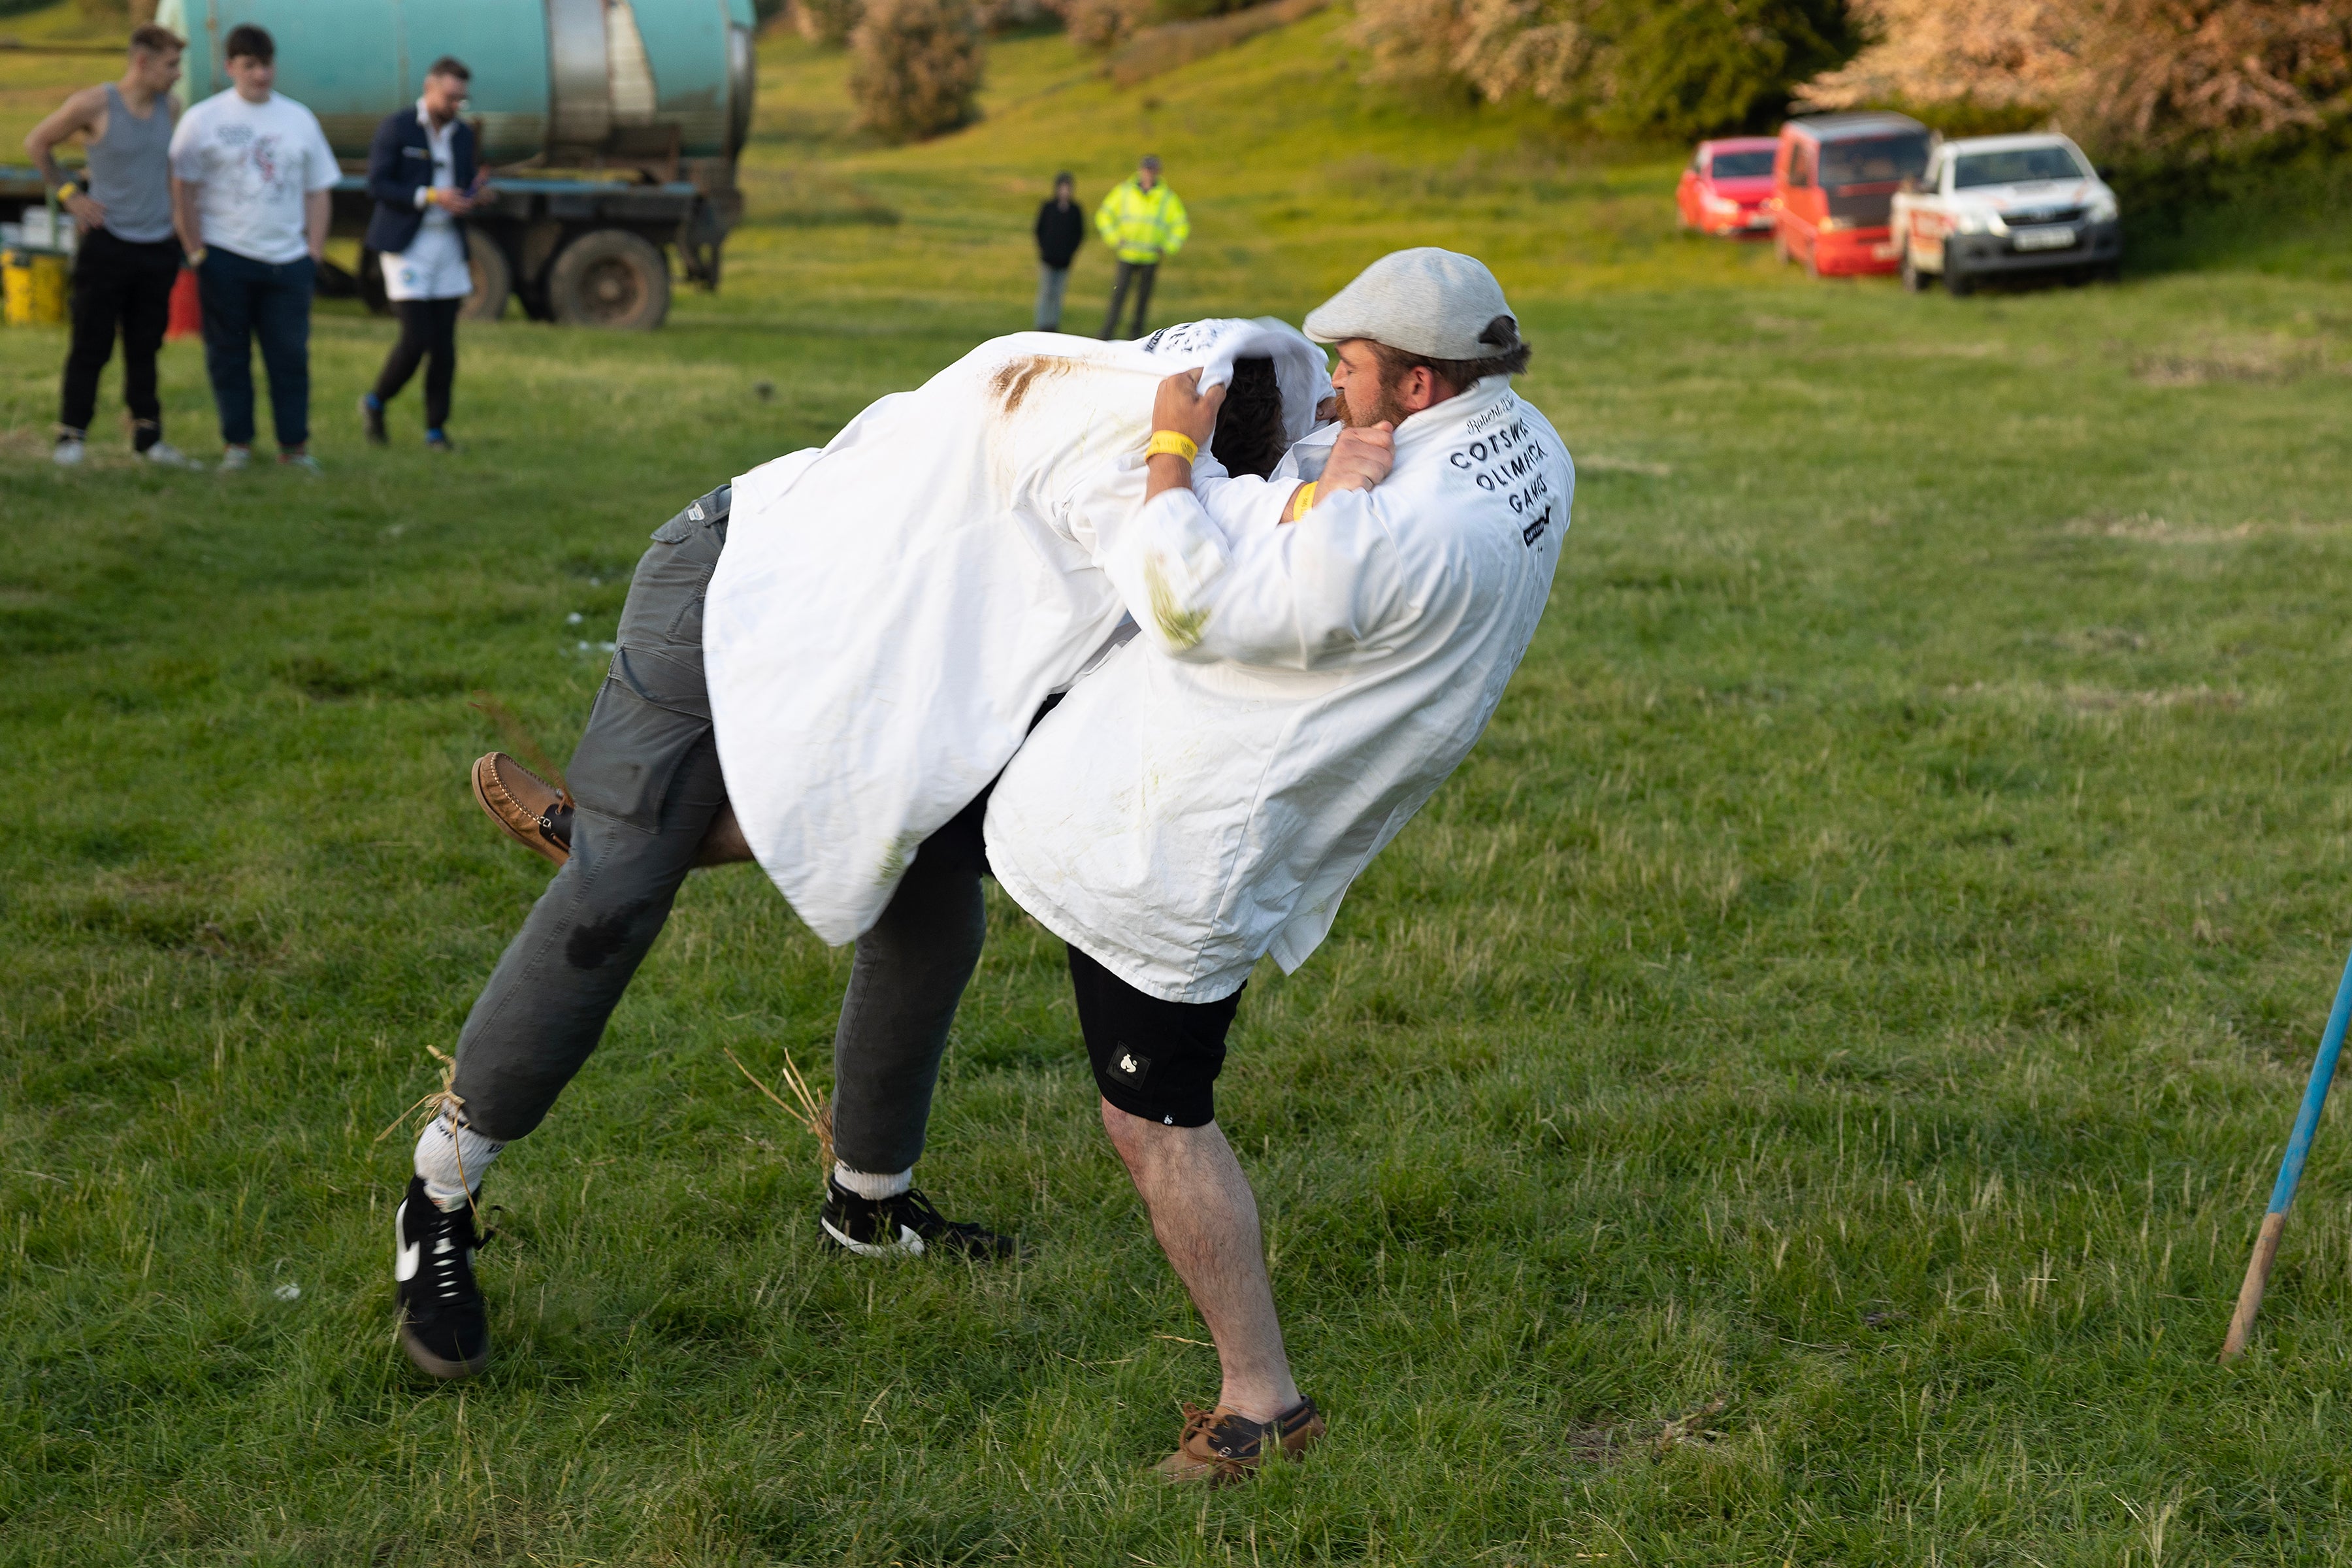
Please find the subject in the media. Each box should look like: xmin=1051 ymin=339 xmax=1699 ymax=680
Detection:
xmin=1771 ymin=112 xmax=1932 ymax=276
xmin=1676 ymin=137 xmax=1780 ymax=237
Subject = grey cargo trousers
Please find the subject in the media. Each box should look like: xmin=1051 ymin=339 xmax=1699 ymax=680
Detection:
xmin=449 ymin=486 xmax=986 ymax=1175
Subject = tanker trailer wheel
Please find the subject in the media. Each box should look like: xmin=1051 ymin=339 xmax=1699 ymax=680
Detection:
xmin=547 ymin=229 xmax=670 ymax=330
xmin=463 ymin=231 xmax=513 ymax=322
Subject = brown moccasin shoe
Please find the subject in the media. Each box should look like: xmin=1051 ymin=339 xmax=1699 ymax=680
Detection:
xmin=1153 ymin=1397 xmax=1324 ymax=1486
xmin=472 ymin=751 xmax=573 ymax=866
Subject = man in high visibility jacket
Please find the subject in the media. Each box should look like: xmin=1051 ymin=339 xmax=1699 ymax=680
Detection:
xmin=1095 ymin=154 xmax=1188 ymax=340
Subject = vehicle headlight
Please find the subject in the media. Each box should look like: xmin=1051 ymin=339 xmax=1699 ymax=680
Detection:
xmin=1951 ymin=210 xmax=1993 ymax=235
xmin=2086 ymin=192 xmax=2119 ymax=223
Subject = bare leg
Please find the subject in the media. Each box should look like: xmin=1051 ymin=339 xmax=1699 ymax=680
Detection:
xmin=1100 ymin=1098 xmax=1299 ymax=1422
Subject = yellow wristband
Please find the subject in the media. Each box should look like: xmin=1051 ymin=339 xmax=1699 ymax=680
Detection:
xmin=1143 ymin=431 xmax=1199 ymax=463
xmin=1287 ymin=482 xmax=1318 ymax=520
xmin=56 ymin=182 xmax=78 ymax=202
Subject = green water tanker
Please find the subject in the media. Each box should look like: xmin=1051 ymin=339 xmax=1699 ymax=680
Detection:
xmin=154 ymin=0 xmax=758 ymax=327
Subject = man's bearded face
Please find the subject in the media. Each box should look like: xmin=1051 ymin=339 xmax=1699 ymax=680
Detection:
xmin=1343 ymin=375 xmax=1414 ymax=430
xmin=1332 ymin=342 xmax=1415 ymax=429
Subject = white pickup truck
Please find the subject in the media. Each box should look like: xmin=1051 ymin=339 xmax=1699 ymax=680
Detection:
xmin=1891 ymin=133 xmax=2123 ymax=295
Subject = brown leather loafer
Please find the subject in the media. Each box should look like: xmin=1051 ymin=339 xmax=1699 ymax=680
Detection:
xmin=472 ymin=750 xmax=756 ymax=870
xmin=1153 ymin=1397 xmax=1324 ymax=1485
xmin=472 ymin=751 xmax=572 ymax=866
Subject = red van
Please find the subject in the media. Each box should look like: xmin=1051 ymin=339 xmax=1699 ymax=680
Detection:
xmin=1772 ymin=112 xmax=1932 ymax=277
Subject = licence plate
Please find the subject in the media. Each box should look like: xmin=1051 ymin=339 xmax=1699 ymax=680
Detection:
xmin=2013 ymin=225 xmax=2077 ymax=252
xmin=1745 ymin=213 xmax=1772 ymax=229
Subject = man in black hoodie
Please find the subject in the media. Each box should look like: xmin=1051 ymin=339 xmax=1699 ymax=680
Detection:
xmin=1032 ymin=172 xmax=1083 ymax=331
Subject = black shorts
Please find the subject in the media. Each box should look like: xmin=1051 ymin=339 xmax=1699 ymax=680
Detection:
xmin=1066 ymin=944 xmax=1244 ymax=1128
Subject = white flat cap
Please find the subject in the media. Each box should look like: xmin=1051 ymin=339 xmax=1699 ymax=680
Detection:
xmin=1303 ymin=248 xmax=1522 ymax=361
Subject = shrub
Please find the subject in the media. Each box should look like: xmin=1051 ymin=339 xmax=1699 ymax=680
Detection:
xmin=1059 ymin=0 xmax=1159 ymax=51
xmin=805 ymin=0 xmax=1039 ymax=41
xmin=793 ymin=0 xmax=864 ymax=44
xmin=1352 ymin=0 xmax=1865 ymax=135
xmin=849 ymin=0 xmax=986 ymax=140
xmin=1801 ymin=0 xmax=2352 ymax=164
xmin=1599 ymin=0 xmax=1867 ymax=135
xmin=1103 ymin=0 xmax=1329 ymax=86
xmin=973 ymin=0 xmax=1058 ymax=27
xmin=1053 ymin=0 xmax=1269 ymax=56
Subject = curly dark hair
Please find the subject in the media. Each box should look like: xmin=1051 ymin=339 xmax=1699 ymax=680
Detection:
xmin=1209 ymin=357 xmax=1285 ymax=480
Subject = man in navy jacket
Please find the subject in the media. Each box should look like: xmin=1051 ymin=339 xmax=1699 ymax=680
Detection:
xmin=361 ymin=56 xmax=482 ymax=450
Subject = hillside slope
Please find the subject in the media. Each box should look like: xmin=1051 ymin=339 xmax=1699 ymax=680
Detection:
xmin=720 ymin=13 xmax=1766 ymax=329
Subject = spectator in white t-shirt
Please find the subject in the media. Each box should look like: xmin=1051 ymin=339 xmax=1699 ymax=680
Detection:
xmin=167 ymin=23 xmax=338 ymax=471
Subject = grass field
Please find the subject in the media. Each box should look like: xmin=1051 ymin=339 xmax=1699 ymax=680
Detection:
xmin=8 ymin=7 xmax=2352 ymax=1563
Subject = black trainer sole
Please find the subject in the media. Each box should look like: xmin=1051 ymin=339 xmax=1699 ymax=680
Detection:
xmin=400 ymin=1319 xmax=489 ymax=1379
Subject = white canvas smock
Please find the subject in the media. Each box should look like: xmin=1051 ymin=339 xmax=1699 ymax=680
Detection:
xmin=704 ymin=320 xmax=1328 ymax=945
xmin=985 ymin=376 xmax=1573 ymax=1003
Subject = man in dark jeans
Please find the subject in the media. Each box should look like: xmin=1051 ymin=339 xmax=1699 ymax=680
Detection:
xmin=24 ymin=24 xmax=195 ymax=468
xmin=1032 ymin=172 xmax=1081 ymax=331
xmin=167 ymin=24 xmax=338 ymax=470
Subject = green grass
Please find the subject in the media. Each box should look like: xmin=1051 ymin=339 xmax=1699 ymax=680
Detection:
xmin=9 ymin=6 xmax=2352 ymax=1563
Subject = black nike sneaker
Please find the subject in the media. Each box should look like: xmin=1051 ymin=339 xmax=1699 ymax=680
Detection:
xmin=395 ymin=1175 xmax=491 ymax=1378
xmin=817 ymin=1177 xmax=1022 ymax=1260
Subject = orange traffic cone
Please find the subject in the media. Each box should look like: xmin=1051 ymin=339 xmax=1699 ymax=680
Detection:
xmin=167 ymin=266 xmax=201 ymax=340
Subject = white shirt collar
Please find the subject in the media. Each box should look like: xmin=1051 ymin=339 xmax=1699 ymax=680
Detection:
xmin=414 ymin=99 xmax=457 ymax=151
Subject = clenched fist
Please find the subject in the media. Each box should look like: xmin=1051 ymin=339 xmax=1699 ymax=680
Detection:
xmin=1320 ymin=422 xmax=1394 ymax=495
xmin=1151 ymin=369 xmax=1226 ymax=451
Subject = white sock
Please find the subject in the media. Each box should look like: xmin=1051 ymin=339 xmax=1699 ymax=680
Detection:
xmin=833 ymin=1162 xmax=913 ymax=1200
xmin=414 ymin=1113 xmax=505 ymax=1211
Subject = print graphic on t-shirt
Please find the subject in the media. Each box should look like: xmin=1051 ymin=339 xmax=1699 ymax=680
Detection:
xmin=195 ymin=123 xmax=308 ymax=205
xmin=171 ymin=91 xmax=340 ymax=265
xmin=209 ymin=127 xmax=297 ymax=199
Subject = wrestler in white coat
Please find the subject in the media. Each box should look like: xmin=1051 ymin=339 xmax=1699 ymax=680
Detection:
xmin=973 ymin=249 xmax=1575 ymax=1478
xmin=704 ymin=321 xmax=1328 ymax=945
xmin=985 ymin=334 xmax=1573 ymax=1001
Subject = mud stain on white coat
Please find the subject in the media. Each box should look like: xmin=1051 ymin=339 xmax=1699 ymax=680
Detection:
xmin=990 ymin=355 xmax=1072 ymax=415
xmin=1145 ymin=554 xmax=1208 ymax=651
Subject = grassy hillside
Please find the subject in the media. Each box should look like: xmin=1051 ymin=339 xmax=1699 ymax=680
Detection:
xmin=721 ymin=15 xmax=1737 ymax=327
xmin=0 ymin=1 xmax=120 ymax=156
xmin=7 ymin=7 xmax=2352 ymax=1565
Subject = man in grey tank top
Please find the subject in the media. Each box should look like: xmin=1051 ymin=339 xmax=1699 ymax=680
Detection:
xmin=24 ymin=24 xmax=197 ymax=468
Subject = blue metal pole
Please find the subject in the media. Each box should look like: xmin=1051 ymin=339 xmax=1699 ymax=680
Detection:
xmin=2221 ymin=939 xmax=2352 ymax=1360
